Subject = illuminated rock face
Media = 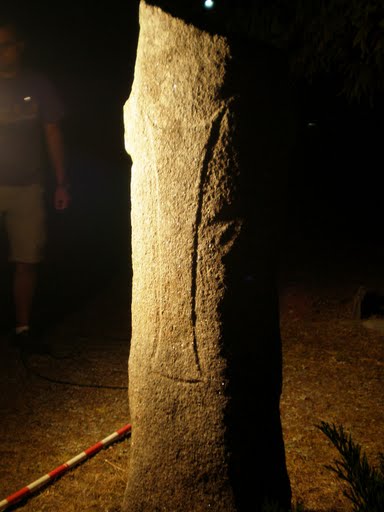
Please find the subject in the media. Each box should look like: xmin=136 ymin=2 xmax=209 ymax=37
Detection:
xmin=123 ymin=2 xmax=295 ymax=511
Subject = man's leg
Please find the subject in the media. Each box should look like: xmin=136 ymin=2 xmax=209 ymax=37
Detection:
xmin=12 ymin=259 xmax=49 ymax=353
xmin=13 ymin=261 xmax=37 ymax=330
xmin=6 ymin=185 xmax=45 ymax=341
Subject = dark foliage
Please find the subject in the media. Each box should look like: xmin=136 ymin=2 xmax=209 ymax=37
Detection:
xmin=147 ymin=0 xmax=384 ymax=103
xmin=318 ymin=421 xmax=384 ymax=512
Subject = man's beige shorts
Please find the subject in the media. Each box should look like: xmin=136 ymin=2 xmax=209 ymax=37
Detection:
xmin=0 ymin=185 xmax=45 ymax=263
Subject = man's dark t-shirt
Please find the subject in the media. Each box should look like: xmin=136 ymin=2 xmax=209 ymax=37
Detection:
xmin=0 ymin=70 xmax=64 ymax=186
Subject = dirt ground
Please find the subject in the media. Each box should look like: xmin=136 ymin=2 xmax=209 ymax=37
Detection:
xmin=0 ymin=239 xmax=383 ymax=512
xmin=279 ymin=239 xmax=384 ymax=511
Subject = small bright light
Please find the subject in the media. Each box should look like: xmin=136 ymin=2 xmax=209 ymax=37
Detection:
xmin=307 ymin=121 xmax=317 ymax=128
xmin=24 ymin=96 xmax=31 ymax=102
xmin=204 ymin=0 xmax=215 ymax=9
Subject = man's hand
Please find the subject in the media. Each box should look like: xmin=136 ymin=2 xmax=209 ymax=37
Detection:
xmin=55 ymin=184 xmax=70 ymax=210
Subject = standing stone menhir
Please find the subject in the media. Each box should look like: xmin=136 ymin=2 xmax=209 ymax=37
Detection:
xmin=123 ymin=2 xmax=296 ymax=511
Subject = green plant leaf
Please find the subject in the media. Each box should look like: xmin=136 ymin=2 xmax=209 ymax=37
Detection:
xmin=317 ymin=421 xmax=384 ymax=512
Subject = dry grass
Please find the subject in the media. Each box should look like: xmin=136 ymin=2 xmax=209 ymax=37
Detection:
xmin=0 ymin=278 xmax=131 ymax=512
xmin=0 ymin=242 xmax=383 ymax=511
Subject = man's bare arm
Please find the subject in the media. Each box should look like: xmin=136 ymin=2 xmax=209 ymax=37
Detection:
xmin=44 ymin=122 xmax=70 ymax=210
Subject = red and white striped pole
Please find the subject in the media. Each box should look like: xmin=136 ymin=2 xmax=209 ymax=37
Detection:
xmin=0 ymin=424 xmax=131 ymax=512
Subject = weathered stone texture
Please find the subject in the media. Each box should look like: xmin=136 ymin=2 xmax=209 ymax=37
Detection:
xmin=123 ymin=2 xmax=294 ymax=511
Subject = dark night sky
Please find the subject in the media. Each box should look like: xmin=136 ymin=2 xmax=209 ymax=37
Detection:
xmin=4 ymin=0 xmax=384 ymax=282
xmin=11 ymin=1 xmax=382 ymax=245
xmin=0 ymin=0 xmax=382 ymax=331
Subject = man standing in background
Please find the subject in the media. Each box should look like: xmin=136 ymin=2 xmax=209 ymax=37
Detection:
xmin=0 ymin=18 xmax=70 ymax=351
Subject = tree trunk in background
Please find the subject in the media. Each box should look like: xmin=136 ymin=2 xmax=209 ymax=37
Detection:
xmin=123 ymin=2 xmax=297 ymax=510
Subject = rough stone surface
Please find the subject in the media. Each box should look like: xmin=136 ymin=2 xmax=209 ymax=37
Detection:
xmin=123 ymin=2 xmax=296 ymax=511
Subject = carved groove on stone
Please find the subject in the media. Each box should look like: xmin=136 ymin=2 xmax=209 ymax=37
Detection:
xmin=142 ymin=106 xmax=228 ymax=383
xmin=144 ymin=113 xmax=162 ymax=366
xmin=190 ymin=106 xmax=227 ymax=374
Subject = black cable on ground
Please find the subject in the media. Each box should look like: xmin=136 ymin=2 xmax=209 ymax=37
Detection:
xmin=20 ymin=349 xmax=128 ymax=390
